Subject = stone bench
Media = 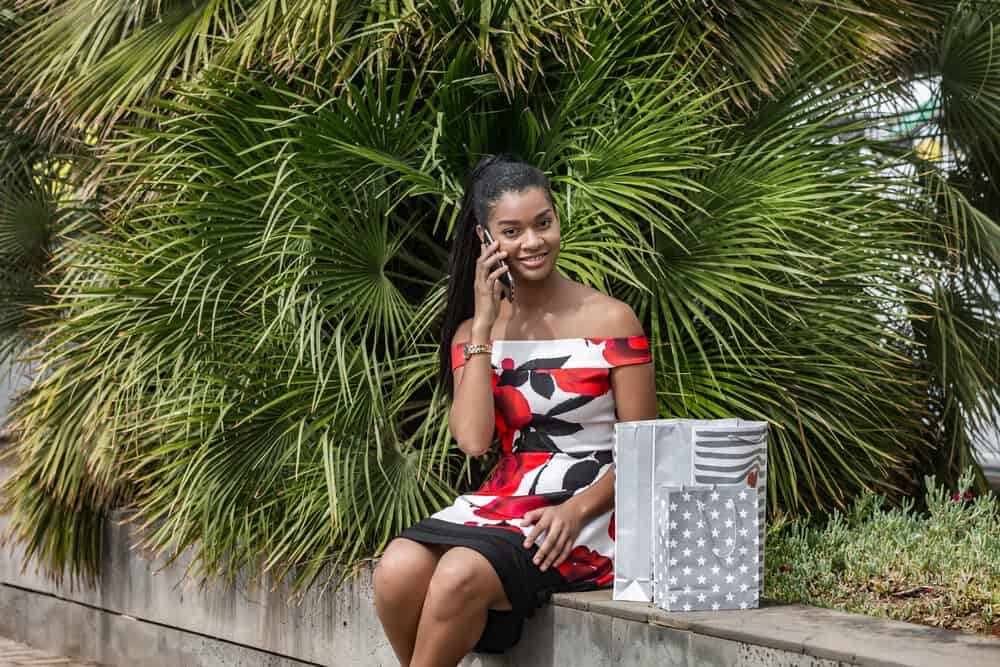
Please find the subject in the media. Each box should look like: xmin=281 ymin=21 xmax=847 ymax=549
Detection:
xmin=0 ymin=462 xmax=997 ymax=666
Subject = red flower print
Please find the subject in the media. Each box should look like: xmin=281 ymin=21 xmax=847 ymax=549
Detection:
xmin=501 ymin=357 xmax=515 ymax=370
xmin=491 ymin=373 xmax=515 ymax=452
xmin=535 ymin=368 xmax=610 ymax=397
xmin=589 ymin=336 xmax=650 ymax=366
xmin=493 ymin=376 xmax=533 ymax=453
xmin=608 ymin=511 xmax=615 ymax=540
xmin=496 ymin=416 xmax=515 ymax=452
xmin=555 ymin=546 xmax=613 ymax=583
xmin=495 ymin=385 xmax=532 ymax=431
xmin=477 ymin=452 xmax=552 ymax=496
xmin=472 ymin=494 xmax=554 ymax=520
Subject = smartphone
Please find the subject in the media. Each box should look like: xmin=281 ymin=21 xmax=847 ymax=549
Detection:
xmin=479 ymin=226 xmax=515 ymax=302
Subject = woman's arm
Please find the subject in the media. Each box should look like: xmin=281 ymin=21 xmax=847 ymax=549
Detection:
xmin=562 ymin=303 xmax=658 ymax=523
xmin=563 ymin=361 xmax=658 ymax=524
xmin=523 ymin=301 xmax=658 ymax=571
xmin=448 ymin=317 xmax=495 ymax=457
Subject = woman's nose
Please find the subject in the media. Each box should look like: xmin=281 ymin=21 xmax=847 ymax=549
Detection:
xmin=520 ymin=231 xmax=545 ymax=250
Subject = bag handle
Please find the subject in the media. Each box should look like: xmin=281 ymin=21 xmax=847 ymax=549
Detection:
xmin=689 ymin=484 xmax=738 ymax=559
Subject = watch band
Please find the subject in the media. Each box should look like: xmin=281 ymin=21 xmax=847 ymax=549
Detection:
xmin=463 ymin=343 xmax=492 ymax=361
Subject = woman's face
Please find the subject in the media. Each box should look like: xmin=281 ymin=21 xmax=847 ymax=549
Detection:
xmin=485 ymin=187 xmax=560 ymax=281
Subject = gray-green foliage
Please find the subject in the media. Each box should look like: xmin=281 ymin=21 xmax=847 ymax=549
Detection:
xmin=0 ymin=0 xmax=997 ymax=590
xmin=766 ymin=468 xmax=1000 ymax=634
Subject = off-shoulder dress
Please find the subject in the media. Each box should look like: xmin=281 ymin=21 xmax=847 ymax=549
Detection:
xmin=392 ymin=336 xmax=653 ymax=653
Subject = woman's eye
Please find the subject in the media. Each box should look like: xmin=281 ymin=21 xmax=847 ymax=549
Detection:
xmin=539 ymin=219 xmax=552 ymax=227
xmin=504 ymin=230 xmax=516 ymax=237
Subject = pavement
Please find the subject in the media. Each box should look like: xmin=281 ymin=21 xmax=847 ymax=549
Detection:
xmin=0 ymin=637 xmax=99 ymax=667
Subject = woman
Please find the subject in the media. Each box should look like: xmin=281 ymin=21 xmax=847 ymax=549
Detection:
xmin=374 ymin=154 xmax=658 ymax=667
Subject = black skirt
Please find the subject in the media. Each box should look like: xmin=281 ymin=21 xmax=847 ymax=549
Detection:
xmin=392 ymin=517 xmax=597 ymax=653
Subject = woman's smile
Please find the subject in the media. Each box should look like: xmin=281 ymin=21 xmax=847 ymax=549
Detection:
xmin=518 ymin=251 xmax=549 ymax=268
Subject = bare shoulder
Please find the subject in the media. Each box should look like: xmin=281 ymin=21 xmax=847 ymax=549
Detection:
xmin=580 ymin=289 xmax=644 ymax=338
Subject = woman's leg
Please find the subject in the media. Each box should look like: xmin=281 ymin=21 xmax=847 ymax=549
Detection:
xmin=409 ymin=547 xmax=513 ymax=667
xmin=373 ymin=537 xmax=448 ymax=666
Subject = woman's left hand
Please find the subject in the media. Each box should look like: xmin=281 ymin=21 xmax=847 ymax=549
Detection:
xmin=521 ymin=503 xmax=584 ymax=572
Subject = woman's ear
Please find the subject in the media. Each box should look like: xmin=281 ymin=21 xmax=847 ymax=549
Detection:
xmin=475 ymin=224 xmax=484 ymax=243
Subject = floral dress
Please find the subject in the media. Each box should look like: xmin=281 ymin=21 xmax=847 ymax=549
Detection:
xmin=393 ymin=335 xmax=652 ymax=653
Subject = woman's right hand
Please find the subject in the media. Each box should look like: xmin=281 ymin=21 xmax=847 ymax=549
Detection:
xmin=473 ymin=231 xmax=510 ymax=328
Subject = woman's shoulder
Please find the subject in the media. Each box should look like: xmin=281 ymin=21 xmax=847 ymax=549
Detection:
xmin=575 ymin=285 xmax=645 ymax=339
xmin=449 ymin=285 xmax=645 ymax=344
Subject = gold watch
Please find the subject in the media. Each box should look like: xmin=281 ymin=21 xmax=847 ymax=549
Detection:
xmin=463 ymin=343 xmax=492 ymax=361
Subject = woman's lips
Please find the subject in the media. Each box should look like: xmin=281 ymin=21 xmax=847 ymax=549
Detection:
xmin=519 ymin=252 xmax=548 ymax=267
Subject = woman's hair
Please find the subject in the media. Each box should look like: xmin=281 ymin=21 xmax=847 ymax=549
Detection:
xmin=437 ymin=153 xmax=555 ymax=399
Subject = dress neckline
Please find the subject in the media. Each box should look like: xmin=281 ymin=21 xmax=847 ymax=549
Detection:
xmin=455 ymin=335 xmax=645 ymax=344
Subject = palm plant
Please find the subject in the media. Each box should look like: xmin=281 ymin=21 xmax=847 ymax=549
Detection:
xmin=0 ymin=0 xmax=997 ymax=591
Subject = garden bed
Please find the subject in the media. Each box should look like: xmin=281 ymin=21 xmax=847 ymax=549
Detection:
xmin=765 ymin=470 xmax=1000 ymax=638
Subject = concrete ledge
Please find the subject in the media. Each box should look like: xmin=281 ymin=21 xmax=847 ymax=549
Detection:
xmin=550 ymin=590 xmax=1000 ymax=667
xmin=0 ymin=457 xmax=997 ymax=666
xmin=0 ymin=582 xmax=318 ymax=667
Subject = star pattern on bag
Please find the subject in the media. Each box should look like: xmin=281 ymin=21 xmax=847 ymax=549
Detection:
xmin=654 ymin=486 xmax=759 ymax=611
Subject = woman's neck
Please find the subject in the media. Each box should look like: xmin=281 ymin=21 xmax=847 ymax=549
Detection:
xmin=500 ymin=270 xmax=572 ymax=320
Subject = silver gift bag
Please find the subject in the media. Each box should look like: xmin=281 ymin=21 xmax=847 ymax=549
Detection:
xmin=653 ymin=485 xmax=760 ymax=611
xmin=692 ymin=421 xmax=769 ymax=583
xmin=613 ymin=418 xmax=768 ymax=603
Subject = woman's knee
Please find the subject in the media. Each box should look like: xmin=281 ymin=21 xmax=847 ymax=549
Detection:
xmin=424 ymin=548 xmax=508 ymax=616
xmin=373 ymin=538 xmax=441 ymax=603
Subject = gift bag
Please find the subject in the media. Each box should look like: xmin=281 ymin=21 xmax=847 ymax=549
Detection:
xmin=652 ymin=485 xmax=760 ymax=611
xmin=612 ymin=419 xmax=768 ymax=602
xmin=692 ymin=421 xmax=769 ymax=582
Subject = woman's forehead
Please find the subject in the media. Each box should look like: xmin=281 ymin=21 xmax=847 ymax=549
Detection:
xmin=490 ymin=188 xmax=553 ymax=223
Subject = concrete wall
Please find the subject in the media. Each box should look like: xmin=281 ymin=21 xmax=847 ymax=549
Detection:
xmin=2 ymin=497 xmax=1000 ymax=665
xmin=1 ymin=374 xmax=997 ymax=666
xmin=0 ymin=504 xmax=859 ymax=667
xmin=0 ymin=509 xmax=397 ymax=666
xmin=0 ymin=581 xmax=854 ymax=667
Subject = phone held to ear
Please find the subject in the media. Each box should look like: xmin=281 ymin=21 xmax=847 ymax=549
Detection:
xmin=479 ymin=226 xmax=515 ymax=303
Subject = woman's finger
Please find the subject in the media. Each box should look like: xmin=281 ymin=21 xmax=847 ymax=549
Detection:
xmin=523 ymin=513 xmax=549 ymax=549
xmin=488 ymin=264 xmax=509 ymax=285
xmin=553 ymin=539 xmax=574 ymax=568
xmin=544 ymin=535 xmax=570 ymax=570
xmin=535 ymin=524 xmax=563 ymax=568
xmin=476 ymin=239 xmax=499 ymax=264
xmin=538 ymin=527 xmax=564 ymax=572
